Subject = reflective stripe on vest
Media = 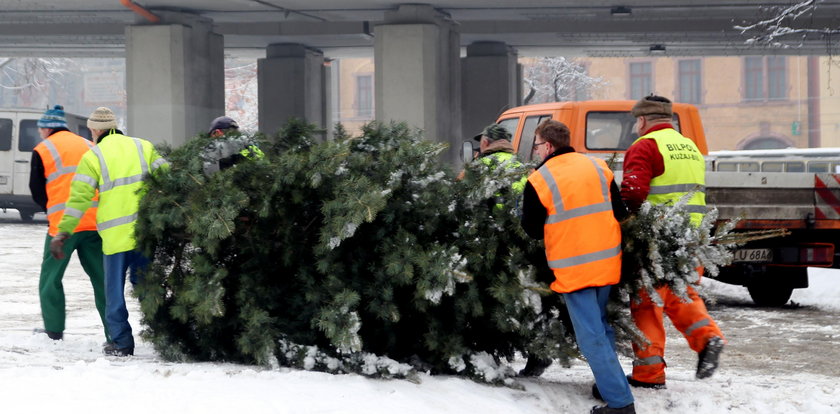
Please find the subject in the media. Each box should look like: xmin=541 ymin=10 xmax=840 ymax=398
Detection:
xmin=92 ymin=138 xmax=150 ymax=193
xmin=528 ymin=152 xmax=622 ymax=293
xmin=540 ymin=157 xmax=612 ymax=224
xmin=41 ymin=140 xmax=78 ymax=184
xmin=634 ymin=129 xmax=707 ymax=226
xmin=33 ymin=131 xmax=98 ymax=236
xmin=47 ymin=200 xmax=99 ymax=216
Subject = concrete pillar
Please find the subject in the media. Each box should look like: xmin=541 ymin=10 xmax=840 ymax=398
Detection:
xmin=126 ymin=13 xmax=224 ymax=147
xmin=374 ymin=4 xmax=462 ymax=166
xmin=461 ymin=41 xmax=521 ymax=141
xmin=258 ymin=43 xmax=328 ymax=140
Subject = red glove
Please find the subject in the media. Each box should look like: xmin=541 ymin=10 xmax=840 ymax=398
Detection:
xmin=49 ymin=232 xmax=71 ymax=260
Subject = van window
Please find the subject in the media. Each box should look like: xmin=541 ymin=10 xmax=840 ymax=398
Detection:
xmin=0 ymin=118 xmax=11 ymax=151
xmin=717 ymin=162 xmax=737 ymax=172
xmin=739 ymin=162 xmax=759 ymax=172
xmin=586 ymin=112 xmax=682 ymax=151
xmin=808 ymin=161 xmax=829 ymax=173
xmin=586 ymin=112 xmax=633 ymax=150
xmin=19 ymin=120 xmax=40 ymax=152
xmin=761 ymin=161 xmax=784 ymax=172
xmin=517 ymin=115 xmax=551 ymax=162
xmin=786 ymin=161 xmax=805 ymax=172
xmin=833 ymin=163 xmax=840 ymax=173
xmin=497 ymin=118 xmax=519 ymax=141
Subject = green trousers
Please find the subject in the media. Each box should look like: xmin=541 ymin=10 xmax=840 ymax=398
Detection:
xmin=39 ymin=231 xmax=110 ymax=340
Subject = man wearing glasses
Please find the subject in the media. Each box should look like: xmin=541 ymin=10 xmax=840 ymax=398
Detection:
xmin=521 ymin=119 xmax=634 ymax=414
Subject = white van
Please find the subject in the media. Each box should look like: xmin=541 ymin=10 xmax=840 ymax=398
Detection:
xmin=0 ymin=108 xmax=91 ymax=221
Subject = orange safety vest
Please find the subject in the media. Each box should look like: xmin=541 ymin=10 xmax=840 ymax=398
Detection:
xmin=33 ymin=130 xmax=99 ymax=236
xmin=527 ymin=152 xmax=622 ymax=293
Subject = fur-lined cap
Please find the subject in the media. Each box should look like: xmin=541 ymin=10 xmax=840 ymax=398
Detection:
xmin=631 ymin=95 xmax=673 ymax=118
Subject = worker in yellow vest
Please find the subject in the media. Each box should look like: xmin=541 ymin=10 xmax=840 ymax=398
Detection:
xmin=522 ymin=120 xmax=634 ymax=414
xmin=621 ymin=95 xmax=725 ymax=388
xmin=29 ymin=105 xmax=109 ymax=342
xmin=50 ymin=106 xmax=168 ymax=357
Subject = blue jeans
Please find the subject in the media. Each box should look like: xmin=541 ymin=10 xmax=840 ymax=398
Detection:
xmin=103 ymin=250 xmax=149 ymax=349
xmin=563 ymin=286 xmax=634 ymax=408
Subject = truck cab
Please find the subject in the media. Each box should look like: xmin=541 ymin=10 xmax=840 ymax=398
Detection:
xmin=0 ymin=108 xmax=91 ymax=221
xmin=478 ymin=100 xmax=839 ymax=307
xmin=494 ymin=100 xmax=707 ymax=165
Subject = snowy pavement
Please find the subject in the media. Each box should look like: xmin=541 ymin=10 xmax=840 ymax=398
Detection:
xmin=1 ymin=211 xmax=839 ymax=413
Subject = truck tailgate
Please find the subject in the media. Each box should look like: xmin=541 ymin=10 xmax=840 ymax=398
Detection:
xmin=706 ymin=172 xmax=840 ymax=229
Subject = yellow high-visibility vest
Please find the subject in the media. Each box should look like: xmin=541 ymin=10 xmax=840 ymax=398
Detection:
xmin=633 ymin=128 xmax=706 ymax=226
xmin=58 ymin=131 xmax=167 ymax=254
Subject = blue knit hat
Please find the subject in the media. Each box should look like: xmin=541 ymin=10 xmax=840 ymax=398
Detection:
xmin=38 ymin=105 xmax=68 ymax=129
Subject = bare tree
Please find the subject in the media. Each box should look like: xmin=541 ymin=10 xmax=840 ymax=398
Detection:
xmin=522 ymin=56 xmax=606 ymax=105
xmin=734 ymin=0 xmax=839 ymax=48
xmin=0 ymin=58 xmax=73 ymax=91
xmin=0 ymin=57 xmax=76 ymax=107
xmin=224 ymin=58 xmax=259 ymax=131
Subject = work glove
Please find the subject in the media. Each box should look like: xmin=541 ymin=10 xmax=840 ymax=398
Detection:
xmin=49 ymin=232 xmax=71 ymax=260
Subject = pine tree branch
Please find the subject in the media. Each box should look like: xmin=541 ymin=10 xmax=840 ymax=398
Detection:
xmin=712 ymin=228 xmax=791 ymax=245
xmin=215 ymin=211 xmax=234 ymax=236
xmin=524 ymin=285 xmax=553 ymax=295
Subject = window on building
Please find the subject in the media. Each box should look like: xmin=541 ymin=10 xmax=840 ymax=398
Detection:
xmin=767 ymin=56 xmax=787 ymax=100
xmin=743 ymin=56 xmax=787 ymax=101
xmin=744 ymin=57 xmax=764 ymax=100
xmin=677 ymin=59 xmax=702 ymax=104
xmin=355 ymin=74 xmax=373 ymax=118
xmin=629 ymin=62 xmax=652 ymax=100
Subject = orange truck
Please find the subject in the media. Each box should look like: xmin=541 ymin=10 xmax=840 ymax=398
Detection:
xmin=474 ymin=100 xmax=840 ymax=306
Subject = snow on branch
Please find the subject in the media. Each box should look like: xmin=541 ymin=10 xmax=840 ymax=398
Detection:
xmin=734 ymin=0 xmax=839 ymax=48
xmin=523 ymin=57 xmax=606 ymax=104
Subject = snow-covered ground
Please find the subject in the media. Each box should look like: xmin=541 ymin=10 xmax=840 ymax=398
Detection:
xmin=1 ymin=212 xmax=839 ymax=413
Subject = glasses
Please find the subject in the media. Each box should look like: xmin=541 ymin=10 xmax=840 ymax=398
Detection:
xmin=534 ymin=140 xmax=548 ymax=147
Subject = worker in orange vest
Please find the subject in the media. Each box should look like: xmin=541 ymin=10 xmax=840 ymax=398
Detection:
xmin=522 ymin=119 xmax=634 ymax=414
xmin=29 ymin=105 xmax=108 ymax=342
xmin=621 ymin=95 xmax=725 ymax=388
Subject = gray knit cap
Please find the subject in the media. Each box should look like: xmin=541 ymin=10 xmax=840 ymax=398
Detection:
xmin=87 ymin=107 xmax=117 ymax=130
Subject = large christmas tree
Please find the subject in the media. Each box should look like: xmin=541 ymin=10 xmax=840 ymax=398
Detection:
xmin=135 ymin=120 xmax=577 ymax=383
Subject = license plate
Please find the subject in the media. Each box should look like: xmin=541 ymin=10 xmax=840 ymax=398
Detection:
xmin=733 ymin=248 xmax=773 ymax=263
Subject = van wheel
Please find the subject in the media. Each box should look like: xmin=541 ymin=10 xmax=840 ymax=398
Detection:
xmin=747 ymin=283 xmax=793 ymax=307
xmin=18 ymin=209 xmax=35 ymax=222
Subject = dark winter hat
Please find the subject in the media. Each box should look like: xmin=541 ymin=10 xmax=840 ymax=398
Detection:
xmin=208 ymin=116 xmax=239 ymax=134
xmin=87 ymin=107 xmax=117 ymax=130
xmin=631 ymin=94 xmax=673 ymax=118
xmin=38 ymin=105 xmax=68 ymax=129
xmin=473 ymin=123 xmax=511 ymax=142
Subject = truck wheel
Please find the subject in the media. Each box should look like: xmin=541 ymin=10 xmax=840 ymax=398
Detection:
xmin=747 ymin=284 xmax=793 ymax=307
xmin=18 ymin=209 xmax=35 ymax=222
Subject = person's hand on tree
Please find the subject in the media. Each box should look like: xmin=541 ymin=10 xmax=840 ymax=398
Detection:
xmin=49 ymin=232 xmax=71 ymax=260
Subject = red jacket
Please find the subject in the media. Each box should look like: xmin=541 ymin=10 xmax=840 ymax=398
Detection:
xmin=620 ymin=124 xmax=673 ymax=212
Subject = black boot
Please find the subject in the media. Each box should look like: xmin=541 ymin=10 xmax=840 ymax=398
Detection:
xmin=627 ymin=375 xmax=666 ymax=389
xmin=591 ymin=403 xmax=635 ymax=414
xmin=103 ymin=342 xmax=134 ymax=357
xmin=33 ymin=328 xmax=63 ymax=340
xmin=696 ymin=336 xmax=724 ymax=379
